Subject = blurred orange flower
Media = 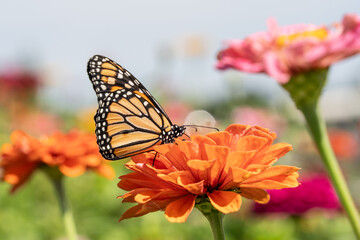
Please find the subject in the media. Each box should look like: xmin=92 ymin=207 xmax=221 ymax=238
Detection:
xmin=0 ymin=131 xmax=43 ymax=193
xmin=118 ymin=124 xmax=300 ymax=223
xmin=1 ymin=130 xmax=115 ymax=193
xmin=329 ymin=129 xmax=359 ymax=160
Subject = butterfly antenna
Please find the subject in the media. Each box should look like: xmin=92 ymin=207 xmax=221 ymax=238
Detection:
xmin=184 ymin=125 xmax=219 ymax=132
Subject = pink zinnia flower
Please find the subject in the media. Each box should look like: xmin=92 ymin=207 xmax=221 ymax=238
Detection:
xmin=232 ymin=107 xmax=286 ymax=135
xmin=253 ymin=173 xmax=341 ymax=215
xmin=216 ymin=14 xmax=360 ymax=83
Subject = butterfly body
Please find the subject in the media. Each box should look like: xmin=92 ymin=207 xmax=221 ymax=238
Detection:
xmin=87 ymin=55 xmax=185 ymax=160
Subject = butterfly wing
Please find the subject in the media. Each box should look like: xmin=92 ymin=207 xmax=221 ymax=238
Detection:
xmin=87 ymin=55 xmax=173 ymax=160
xmin=87 ymin=55 xmax=171 ymax=117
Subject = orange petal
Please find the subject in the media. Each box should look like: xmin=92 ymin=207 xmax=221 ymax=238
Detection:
xmin=157 ymin=171 xmax=185 ymax=184
xmin=236 ymin=135 xmax=268 ymax=152
xmin=245 ymin=164 xmax=270 ymax=173
xmin=253 ymin=125 xmax=275 ymax=136
xmin=248 ymin=128 xmax=275 ymax=142
xmin=191 ymin=135 xmax=216 ymax=159
xmin=187 ymin=159 xmax=215 ymax=184
xmin=165 ymin=195 xmax=196 ymax=223
xmin=175 ymin=140 xmax=200 ymax=160
xmin=220 ymin=167 xmax=254 ymax=190
xmin=225 ymin=124 xmax=249 ymax=150
xmin=120 ymin=188 xmax=188 ymax=204
xmin=240 ymin=188 xmax=270 ymax=204
xmin=204 ymin=145 xmax=229 ymax=187
xmin=59 ymin=161 xmax=86 ymax=177
xmin=1 ymin=143 xmax=14 ymax=156
xmin=150 ymin=189 xmax=190 ymax=201
xmin=134 ymin=190 xmax=163 ymax=203
xmin=175 ymin=171 xmax=197 ymax=185
xmin=157 ymin=171 xmax=198 ymax=191
xmin=158 ymin=171 xmax=204 ymax=194
xmin=177 ymin=178 xmax=205 ymax=195
xmin=118 ymin=172 xmax=163 ymax=190
xmin=254 ymin=143 xmax=293 ymax=165
xmin=191 ymin=135 xmax=217 ymax=146
xmin=265 ymin=143 xmax=293 ymax=159
xmin=84 ymin=155 xmax=102 ymax=167
xmin=119 ymin=204 xmax=155 ymax=221
xmin=131 ymin=153 xmax=150 ymax=164
xmin=3 ymin=161 xmax=38 ymax=193
xmin=127 ymin=162 xmax=173 ymax=183
xmin=241 ymin=166 xmax=300 ymax=189
xmin=225 ymin=124 xmax=249 ymax=136
xmin=204 ymin=144 xmax=229 ymax=165
xmin=206 ymin=131 xmax=231 ymax=146
xmin=208 ymin=190 xmax=242 ymax=214
xmin=94 ymin=163 xmax=115 ymax=179
xmin=225 ymin=150 xmax=256 ymax=170
xmin=155 ymin=143 xmax=190 ymax=170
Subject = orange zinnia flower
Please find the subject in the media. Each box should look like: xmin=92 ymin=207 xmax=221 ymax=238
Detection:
xmin=40 ymin=130 xmax=115 ymax=178
xmin=1 ymin=131 xmax=44 ymax=193
xmin=118 ymin=124 xmax=300 ymax=223
xmin=1 ymin=130 xmax=115 ymax=193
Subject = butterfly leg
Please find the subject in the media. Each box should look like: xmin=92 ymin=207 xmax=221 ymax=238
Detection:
xmin=152 ymin=152 xmax=159 ymax=166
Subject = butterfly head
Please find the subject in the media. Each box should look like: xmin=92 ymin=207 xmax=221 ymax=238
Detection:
xmin=161 ymin=125 xmax=186 ymax=144
xmin=173 ymin=124 xmax=186 ymax=138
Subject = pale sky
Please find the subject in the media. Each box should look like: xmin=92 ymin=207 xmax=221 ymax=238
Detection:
xmin=1 ymin=0 xmax=360 ymax=111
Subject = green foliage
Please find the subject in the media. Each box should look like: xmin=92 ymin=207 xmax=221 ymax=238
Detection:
xmin=0 ymin=168 xmax=356 ymax=240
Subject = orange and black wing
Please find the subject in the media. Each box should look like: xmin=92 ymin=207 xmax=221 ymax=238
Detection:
xmin=87 ymin=55 xmax=173 ymax=160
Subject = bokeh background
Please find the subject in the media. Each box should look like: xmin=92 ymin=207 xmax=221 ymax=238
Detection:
xmin=1 ymin=1 xmax=360 ymax=239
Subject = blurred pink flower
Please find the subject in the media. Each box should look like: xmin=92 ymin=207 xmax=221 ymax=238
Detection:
xmin=232 ymin=107 xmax=286 ymax=135
xmin=0 ymin=67 xmax=41 ymax=90
xmin=163 ymin=101 xmax=191 ymax=125
xmin=253 ymin=173 xmax=341 ymax=215
xmin=11 ymin=111 xmax=62 ymax=137
xmin=216 ymin=14 xmax=360 ymax=83
xmin=0 ymin=67 xmax=42 ymax=111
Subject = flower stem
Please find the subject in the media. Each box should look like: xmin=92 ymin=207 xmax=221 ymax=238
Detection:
xmin=204 ymin=210 xmax=225 ymax=240
xmin=196 ymin=200 xmax=226 ymax=240
xmin=301 ymin=104 xmax=360 ymax=239
xmin=43 ymin=167 xmax=78 ymax=240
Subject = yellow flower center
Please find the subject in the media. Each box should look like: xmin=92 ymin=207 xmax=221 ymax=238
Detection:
xmin=276 ymin=28 xmax=328 ymax=47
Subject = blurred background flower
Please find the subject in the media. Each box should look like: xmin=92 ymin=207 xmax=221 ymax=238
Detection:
xmin=1 ymin=129 xmax=115 ymax=240
xmin=232 ymin=107 xmax=286 ymax=136
xmin=163 ymin=101 xmax=192 ymax=125
xmin=253 ymin=173 xmax=341 ymax=215
xmin=329 ymin=128 xmax=359 ymax=161
xmin=1 ymin=130 xmax=115 ymax=193
xmin=0 ymin=66 xmax=41 ymax=106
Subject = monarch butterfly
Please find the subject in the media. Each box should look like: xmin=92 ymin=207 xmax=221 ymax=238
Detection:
xmin=87 ymin=55 xmax=186 ymax=160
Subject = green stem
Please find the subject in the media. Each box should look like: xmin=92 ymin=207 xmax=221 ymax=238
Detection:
xmin=203 ymin=210 xmax=225 ymax=240
xmin=196 ymin=197 xmax=226 ymax=240
xmin=46 ymin=171 xmax=78 ymax=240
xmin=301 ymin=104 xmax=360 ymax=239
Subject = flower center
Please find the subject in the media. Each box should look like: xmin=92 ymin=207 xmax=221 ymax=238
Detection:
xmin=276 ymin=28 xmax=328 ymax=47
